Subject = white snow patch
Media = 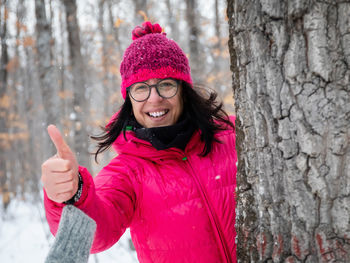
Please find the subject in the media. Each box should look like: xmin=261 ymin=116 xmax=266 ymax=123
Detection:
xmin=0 ymin=198 xmax=137 ymax=263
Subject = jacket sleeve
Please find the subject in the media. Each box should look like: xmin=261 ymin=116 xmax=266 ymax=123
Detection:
xmin=44 ymin=157 xmax=136 ymax=253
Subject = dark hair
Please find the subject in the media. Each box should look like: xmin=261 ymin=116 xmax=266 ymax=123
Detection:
xmin=91 ymin=82 xmax=234 ymax=162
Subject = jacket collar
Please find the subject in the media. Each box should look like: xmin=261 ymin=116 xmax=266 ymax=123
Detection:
xmin=112 ymin=129 xmax=203 ymax=160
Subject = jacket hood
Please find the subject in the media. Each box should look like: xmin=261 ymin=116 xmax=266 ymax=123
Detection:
xmin=112 ymin=129 xmax=203 ymax=161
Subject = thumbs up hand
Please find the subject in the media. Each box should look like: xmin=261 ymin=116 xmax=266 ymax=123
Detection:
xmin=41 ymin=125 xmax=79 ymax=203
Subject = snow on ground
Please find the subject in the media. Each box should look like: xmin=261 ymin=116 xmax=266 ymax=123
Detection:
xmin=0 ymin=197 xmax=138 ymax=263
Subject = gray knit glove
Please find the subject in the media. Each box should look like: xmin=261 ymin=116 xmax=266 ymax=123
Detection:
xmin=45 ymin=205 xmax=96 ymax=263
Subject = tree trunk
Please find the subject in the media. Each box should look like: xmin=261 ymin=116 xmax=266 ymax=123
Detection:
xmin=58 ymin=2 xmax=68 ymax=124
xmin=165 ymin=0 xmax=179 ymax=40
xmin=62 ymin=0 xmax=91 ymax=169
xmin=35 ymin=0 xmax=58 ymax=155
xmin=185 ymin=0 xmax=202 ymax=82
xmin=98 ymin=0 xmax=111 ymax=116
xmin=107 ymin=0 xmax=123 ymax=55
xmin=0 ymin=0 xmax=10 ymax=209
xmin=133 ymin=0 xmax=148 ymax=25
xmin=214 ymin=0 xmax=221 ymax=50
xmin=11 ymin=2 xmax=31 ymax=198
xmin=227 ymin=0 xmax=350 ymax=262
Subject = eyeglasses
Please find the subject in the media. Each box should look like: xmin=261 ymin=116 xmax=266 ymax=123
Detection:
xmin=127 ymin=78 xmax=179 ymax=102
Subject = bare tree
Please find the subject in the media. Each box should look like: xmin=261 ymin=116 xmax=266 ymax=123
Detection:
xmin=57 ymin=2 xmax=69 ymax=124
xmin=133 ymin=0 xmax=148 ymax=24
xmin=20 ymin=1 xmax=44 ymax=198
xmin=11 ymin=1 xmax=32 ymax=199
xmin=0 ymin=0 xmax=9 ymax=209
xmin=98 ymin=0 xmax=111 ymax=116
xmin=227 ymin=0 xmax=350 ymax=262
xmin=62 ymin=0 xmax=91 ymax=169
xmin=214 ymin=0 xmax=221 ymax=51
xmin=107 ymin=0 xmax=123 ymax=55
xmin=165 ymin=0 xmax=179 ymax=40
xmin=185 ymin=0 xmax=202 ymax=82
xmin=35 ymin=0 xmax=58 ymax=152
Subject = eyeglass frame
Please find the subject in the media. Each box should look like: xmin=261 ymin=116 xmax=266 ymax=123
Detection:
xmin=126 ymin=78 xmax=180 ymax=102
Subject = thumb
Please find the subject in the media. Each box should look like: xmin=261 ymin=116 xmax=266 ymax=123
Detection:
xmin=47 ymin=125 xmax=73 ymax=159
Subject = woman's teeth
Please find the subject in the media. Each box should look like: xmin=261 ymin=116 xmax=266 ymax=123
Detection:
xmin=148 ymin=110 xmax=167 ymax=118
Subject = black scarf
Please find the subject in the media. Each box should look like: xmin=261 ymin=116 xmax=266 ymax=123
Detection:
xmin=131 ymin=114 xmax=196 ymax=151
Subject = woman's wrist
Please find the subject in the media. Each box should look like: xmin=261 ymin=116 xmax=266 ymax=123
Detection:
xmin=63 ymin=172 xmax=83 ymax=205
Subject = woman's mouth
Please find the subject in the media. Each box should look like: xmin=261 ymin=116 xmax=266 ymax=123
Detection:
xmin=147 ymin=110 xmax=169 ymax=118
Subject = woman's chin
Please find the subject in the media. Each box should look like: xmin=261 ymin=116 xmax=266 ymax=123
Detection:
xmin=144 ymin=113 xmax=174 ymax=128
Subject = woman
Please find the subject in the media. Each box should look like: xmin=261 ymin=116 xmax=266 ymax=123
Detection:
xmin=41 ymin=21 xmax=237 ymax=263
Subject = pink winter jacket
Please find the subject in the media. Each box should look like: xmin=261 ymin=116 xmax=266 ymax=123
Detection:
xmin=44 ymin=116 xmax=237 ymax=263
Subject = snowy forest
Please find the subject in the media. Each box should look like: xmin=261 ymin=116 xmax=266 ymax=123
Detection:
xmin=0 ymin=0 xmax=232 ymax=261
xmin=1 ymin=0 xmax=350 ymax=262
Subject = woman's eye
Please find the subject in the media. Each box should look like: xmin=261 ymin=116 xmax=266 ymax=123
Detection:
xmin=159 ymin=81 xmax=176 ymax=88
xmin=134 ymin=85 xmax=148 ymax=92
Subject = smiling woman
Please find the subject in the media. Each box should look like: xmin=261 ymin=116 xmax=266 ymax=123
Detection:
xmin=128 ymin=78 xmax=183 ymax=128
xmin=42 ymin=21 xmax=237 ymax=263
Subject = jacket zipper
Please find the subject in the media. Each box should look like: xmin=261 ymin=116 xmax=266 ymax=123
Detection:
xmin=185 ymin=155 xmax=233 ymax=263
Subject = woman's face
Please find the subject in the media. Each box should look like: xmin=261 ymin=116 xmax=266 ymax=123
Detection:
xmin=129 ymin=78 xmax=183 ymax=128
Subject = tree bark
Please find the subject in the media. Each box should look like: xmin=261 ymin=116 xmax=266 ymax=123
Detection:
xmin=98 ymin=0 xmax=111 ymax=116
xmin=214 ymin=0 xmax=221 ymax=50
xmin=11 ymin=2 xmax=33 ymax=199
xmin=185 ymin=0 xmax=202 ymax=82
xmin=62 ymin=0 xmax=91 ymax=169
xmin=227 ymin=0 xmax=350 ymax=262
xmin=107 ymin=0 xmax=123 ymax=55
xmin=58 ymin=2 xmax=68 ymax=124
xmin=165 ymin=0 xmax=179 ymax=40
xmin=0 ymin=0 xmax=8 ymax=98
xmin=0 ymin=0 xmax=9 ymax=209
xmin=35 ymin=0 xmax=58 ymax=156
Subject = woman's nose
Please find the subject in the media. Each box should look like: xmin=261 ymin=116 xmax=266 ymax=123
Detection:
xmin=147 ymin=86 xmax=163 ymax=102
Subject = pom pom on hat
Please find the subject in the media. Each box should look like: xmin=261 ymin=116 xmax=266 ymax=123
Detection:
xmin=132 ymin=21 xmax=164 ymax=40
xmin=120 ymin=21 xmax=192 ymax=99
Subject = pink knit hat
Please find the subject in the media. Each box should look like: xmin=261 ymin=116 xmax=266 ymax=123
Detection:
xmin=120 ymin=21 xmax=193 ymax=99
